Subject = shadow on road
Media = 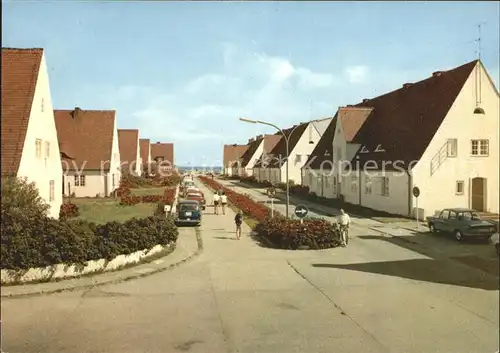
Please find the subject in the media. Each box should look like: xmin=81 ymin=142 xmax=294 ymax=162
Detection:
xmin=312 ymin=258 xmax=499 ymax=291
xmin=213 ymin=236 xmax=237 ymax=240
xmin=357 ymin=234 xmax=499 ymax=277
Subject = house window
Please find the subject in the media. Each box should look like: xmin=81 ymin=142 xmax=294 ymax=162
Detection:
xmin=381 ymin=177 xmax=389 ymax=196
xmin=471 ymin=139 xmax=489 ymax=156
xmin=74 ymin=175 xmax=86 ymax=187
xmin=365 ymin=176 xmax=372 ymax=194
xmin=350 ymin=175 xmax=358 ymax=192
xmin=35 ymin=139 xmax=42 ymax=158
xmin=295 ymin=155 xmax=301 ymax=164
xmin=49 ymin=180 xmax=55 ymax=201
xmin=447 ymin=139 xmax=457 ymax=157
xmin=45 ymin=141 xmax=50 ymax=158
xmin=456 ymin=181 xmax=464 ymax=195
xmin=112 ymin=174 xmax=115 ymax=187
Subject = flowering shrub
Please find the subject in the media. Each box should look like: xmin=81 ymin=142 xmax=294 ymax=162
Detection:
xmin=163 ymin=187 xmax=176 ymax=205
xmin=199 ymin=176 xmax=270 ymax=221
xmin=59 ymin=202 xmax=80 ymax=219
xmin=255 ymin=216 xmax=340 ymax=250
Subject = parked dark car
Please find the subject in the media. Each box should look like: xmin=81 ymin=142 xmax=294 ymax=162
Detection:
xmin=426 ymin=208 xmax=497 ymax=242
xmin=175 ymin=200 xmax=202 ymax=226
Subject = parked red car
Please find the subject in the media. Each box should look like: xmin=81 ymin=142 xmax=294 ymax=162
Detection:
xmin=185 ymin=191 xmax=206 ymax=210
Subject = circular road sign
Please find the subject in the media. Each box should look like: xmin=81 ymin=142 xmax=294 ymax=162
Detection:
xmin=267 ymin=187 xmax=276 ymax=197
xmin=412 ymin=186 xmax=420 ymax=198
xmin=294 ymin=204 xmax=309 ymax=218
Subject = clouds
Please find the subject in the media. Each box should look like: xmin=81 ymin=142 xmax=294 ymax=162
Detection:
xmin=113 ymin=44 xmax=345 ymax=153
xmin=344 ymin=65 xmax=370 ymax=84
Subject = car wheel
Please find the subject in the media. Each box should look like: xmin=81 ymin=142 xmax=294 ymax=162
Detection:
xmin=454 ymin=230 xmax=463 ymax=242
xmin=429 ymin=223 xmax=437 ymax=234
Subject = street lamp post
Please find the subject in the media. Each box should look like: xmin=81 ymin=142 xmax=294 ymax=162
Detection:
xmin=240 ymin=117 xmax=302 ymax=219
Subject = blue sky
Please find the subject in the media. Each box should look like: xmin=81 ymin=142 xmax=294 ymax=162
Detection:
xmin=3 ymin=1 xmax=499 ymax=166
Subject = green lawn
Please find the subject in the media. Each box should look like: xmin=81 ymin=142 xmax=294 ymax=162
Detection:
xmin=72 ymin=198 xmax=157 ymax=224
xmin=130 ymin=187 xmax=165 ymax=196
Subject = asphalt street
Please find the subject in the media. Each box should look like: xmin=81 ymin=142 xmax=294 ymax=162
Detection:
xmin=2 ymin=178 xmax=498 ymax=353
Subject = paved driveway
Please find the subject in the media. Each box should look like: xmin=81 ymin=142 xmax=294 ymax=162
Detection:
xmin=2 ymin=178 xmax=498 ymax=353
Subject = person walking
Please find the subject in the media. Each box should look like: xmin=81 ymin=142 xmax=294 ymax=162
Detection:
xmin=213 ymin=191 xmax=220 ymax=215
xmin=234 ymin=211 xmax=243 ymax=240
xmin=337 ymin=209 xmax=351 ymax=247
xmin=220 ymin=191 xmax=228 ymax=215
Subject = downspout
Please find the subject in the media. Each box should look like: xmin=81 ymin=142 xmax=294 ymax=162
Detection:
xmin=406 ymin=169 xmax=412 ymax=217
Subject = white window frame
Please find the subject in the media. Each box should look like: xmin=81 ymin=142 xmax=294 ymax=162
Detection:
xmin=381 ymin=176 xmax=389 ymax=196
xmin=350 ymin=175 xmax=358 ymax=192
xmin=365 ymin=176 xmax=372 ymax=194
xmin=471 ymin=139 xmax=489 ymax=156
xmin=49 ymin=180 xmax=55 ymax=201
xmin=75 ymin=174 xmax=86 ymax=187
xmin=35 ymin=139 xmax=42 ymax=158
xmin=456 ymin=180 xmax=464 ymax=195
xmin=447 ymin=139 xmax=457 ymax=157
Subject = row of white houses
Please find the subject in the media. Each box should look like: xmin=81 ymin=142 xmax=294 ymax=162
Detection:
xmin=1 ymin=48 xmax=175 ymax=219
xmin=223 ymin=60 xmax=499 ymax=218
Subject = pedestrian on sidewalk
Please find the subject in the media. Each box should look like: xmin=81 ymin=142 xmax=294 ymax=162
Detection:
xmin=213 ymin=191 xmax=220 ymax=215
xmin=220 ymin=191 xmax=228 ymax=215
xmin=337 ymin=208 xmax=351 ymax=247
xmin=234 ymin=211 xmax=243 ymax=240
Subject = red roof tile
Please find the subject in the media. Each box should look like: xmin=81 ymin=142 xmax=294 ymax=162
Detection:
xmin=253 ymin=135 xmax=282 ymax=168
xmin=1 ymin=48 xmax=43 ymax=175
xmin=351 ymin=60 xmax=478 ymax=170
xmin=151 ymin=142 xmax=174 ymax=165
xmin=338 ymin=107 xmax=373 ymax=142
xmin=139 ymin=138 xmax=150 ymax=165
xmin=118 ymin=129 xmax=139 ymax=166
xmin=54 ymin=108 xmax=117 ymax=171
xmin=223 ymin=144 xmax=249 ymax=167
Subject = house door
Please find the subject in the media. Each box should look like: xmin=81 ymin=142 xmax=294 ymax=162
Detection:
xmin=471 ymin=177 xmax=486 ymax=211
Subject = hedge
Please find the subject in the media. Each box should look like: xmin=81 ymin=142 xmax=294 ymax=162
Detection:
xmin=1 ymin=177 xmax=178 ymax=270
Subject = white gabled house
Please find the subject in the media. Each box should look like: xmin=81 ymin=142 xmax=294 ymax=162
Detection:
xmin=223 ymin=143 xmax=248 ymax=176
xmin=1 ymin=48 xmax=63 ymax=219
xmin=343 ymin=60 xmax=499 ymax=218
xmin=266 ymin=121 xmax=324 ymax=185
xmin=238 ymin=135 xmax=280 ymax=177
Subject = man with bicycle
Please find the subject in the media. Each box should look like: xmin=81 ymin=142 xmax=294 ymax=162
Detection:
xmin=337 ymin=209 xmax=351 ymax=247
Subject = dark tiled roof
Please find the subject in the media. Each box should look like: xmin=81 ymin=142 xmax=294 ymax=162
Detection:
xmin=223 ymin=144 xmax=249 ymax=167
xmin=303 ymin=116 xmax=338 ymax=170
xmin=54 ymin=109 xmax=117 ymax=171
xmin=268 ymin=123 xmax=309 ymax=168
xmin=240 ymin=139 xmax=262 ymax=167
xmin=139 ymin=138 xmax=150 ymax=164
xmin=254 ymin=134 xmax=282 ymax=168
xmin=118 ymin=129 xmax=139 ymax=166
xmin=1 ymin=48 xmax=44 ymax=175
xmin=151 ymin=142 xmax=174 ymax=165
xmin=351 ymin=60 xmax=478 ymax=170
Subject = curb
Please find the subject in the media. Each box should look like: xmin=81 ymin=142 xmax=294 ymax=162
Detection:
xmin=1 ymin=230 xmax=204 ymax=299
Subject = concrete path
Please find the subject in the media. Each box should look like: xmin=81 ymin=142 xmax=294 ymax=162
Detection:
xmin=2 ymin=177 xmax=499 ymax=353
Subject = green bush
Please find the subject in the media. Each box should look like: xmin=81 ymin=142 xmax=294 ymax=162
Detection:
xmin=1 ymin=177 xmax=179 ymax=270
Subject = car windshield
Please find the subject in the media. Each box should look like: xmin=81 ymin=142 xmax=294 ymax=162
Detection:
xmin=180 ymin=204 xmax=198 ymax=211
xmin=187 ymin=193 xmax=201 ymax=198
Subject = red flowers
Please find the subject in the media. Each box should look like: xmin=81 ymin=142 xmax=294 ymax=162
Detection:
xmin=199 ymin=176 xmax=270 ymax=221
xmin=59 ymin=202 xmax=80 ymax=219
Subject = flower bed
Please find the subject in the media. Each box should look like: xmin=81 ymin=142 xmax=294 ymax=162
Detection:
xmin=59 ymin=202 xmax=80 ymax=219
xmin=118 ymin=185 xmax=177 ymax=206
xmin=199 ymin=176 xmax=270 ymax=221
xmin=255 ymin=216 xmax=340 ymax=250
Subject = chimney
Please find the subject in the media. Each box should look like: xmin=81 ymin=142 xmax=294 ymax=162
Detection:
xmin=248 ymin=138 xmax=255 ymax=143
xmin=256 ymin=134 xmax=263 ymax=140
xmin=402 ymin=83 xmax=413 ymax=88
xmin=72 ymin=107 xmax=82 ymax=119
xmin=432 ymin=71 xmax=443 ymax=77
xmin=346 ymin=104 xmax=354 ymax=107
xmin=362 ymin=99 xmax=369 ymax=103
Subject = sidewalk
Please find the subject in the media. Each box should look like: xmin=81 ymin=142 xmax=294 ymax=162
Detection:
xmin=1 ymin=228 xmax=201 ymax=298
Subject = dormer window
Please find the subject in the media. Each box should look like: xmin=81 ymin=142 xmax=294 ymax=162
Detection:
xmin=374 ymin=144 xmax=385 ymax=152
xmin=359 ymin=146 xmax=369 ymax=153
